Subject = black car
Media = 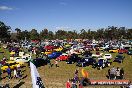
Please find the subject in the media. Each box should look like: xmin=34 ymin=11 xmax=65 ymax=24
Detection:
xmin=66 ymin=53 xmax=81 ymax=64
xmin=76 ymin=56 xmax=96 ymax=67
xmin=114 ymin=54 xmax=125 ymax=63
xmin=31 ymin=58 xmax=48 ymax=67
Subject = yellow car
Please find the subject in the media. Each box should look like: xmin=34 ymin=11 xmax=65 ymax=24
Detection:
xmin=41 ymin=50 xmax=52 ymax=55
xmin=54 ymin=47 xmax=63 ymax=52
xmin=109 ymin=49 xmax=119 ymax=53
xmin=1 ymin=61 xmax=24 ymax=71
xmin=99 ymin=48 xmax=104 ymax=51
xmin=65 ymin=44 xmax=71 ymax=48
xmin=10 ymin=51 xmax=15 ymax=55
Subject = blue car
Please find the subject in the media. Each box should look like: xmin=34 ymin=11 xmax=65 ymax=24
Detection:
xmin=48 ymin=52 xmax=62 ymax=59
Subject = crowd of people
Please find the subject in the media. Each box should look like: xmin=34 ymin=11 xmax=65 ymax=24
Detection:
xmin=66 ymin=69 xmax=83 ymax=88
xmin=108 ymin=66 xmax=124 ymax=80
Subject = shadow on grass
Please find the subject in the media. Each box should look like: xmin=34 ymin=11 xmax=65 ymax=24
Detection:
xmin=13 ymin=81 xmax=25 ymax=88
xmin=22 ymin=75 xmax=27 ymax=79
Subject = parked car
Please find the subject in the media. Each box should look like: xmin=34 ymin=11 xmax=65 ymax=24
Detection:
xmin=103 ymin=54 xmax=112 ymax=59
xmin=92 ymin=52 xmax=103 ymax=58
xmin=56 ymin=53 xmax=69 ymax=61
xmin=54 ymin=47 xmax=63 ymax=52
xmin=44 ymin=45 xmax=56 ymax=50
xmin=1 ymin=61 xmax=24 ymax=71
xmin=76 ymin=56 xmax=96 ymax=67
xmin=97 ymin=58 xmax=111 ymax=70
xmin=114 ymin=54 xmax=125 ymax=63
xmin=66 ymin=53 xmax=81 ymax=64
xmin=109 ymin=48 xmax=118 ymax=53
xmin=118 ymin=49 xmax=128 ymax=54
xmin=42 ymin=50 xmax=52 ymax=55
xmin=32 ymin=58 xmax=48 ymax=67
xmin=15 ymin=56 xmax=31 ymax=63
xmin=127 ymin=49 xmax=132 ymax=55
xmin=48 ymin=52 xmax=62 ymax=59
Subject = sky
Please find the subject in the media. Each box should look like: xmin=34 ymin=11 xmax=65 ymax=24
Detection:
xmin=0 ymin=0 xmax=132 ymax=32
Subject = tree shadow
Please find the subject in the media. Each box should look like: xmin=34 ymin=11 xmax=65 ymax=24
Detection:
xmin=13 ymin=81 xmax=25 ymax=88
xmin=22 ymin=75 xmax=27 ymax=79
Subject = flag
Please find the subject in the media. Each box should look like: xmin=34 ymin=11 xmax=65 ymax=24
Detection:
xmin=30 ymin=61 xmax=45 ymax=88
xmin=81 ymin=69 xmax=89 ymax=78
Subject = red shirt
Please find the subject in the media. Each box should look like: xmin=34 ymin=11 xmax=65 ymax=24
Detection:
xmin=66 ymin=81 xmax=71 ymax=88
xmin=79 ymin=83 xmax=83 ymax=88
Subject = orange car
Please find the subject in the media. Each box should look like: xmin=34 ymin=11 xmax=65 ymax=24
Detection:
xmin=109 ymin=49 xmax=118 ymax=53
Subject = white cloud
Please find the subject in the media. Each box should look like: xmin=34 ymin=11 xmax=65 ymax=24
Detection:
xmin=0 ymin=6 xmax=13 ymax=10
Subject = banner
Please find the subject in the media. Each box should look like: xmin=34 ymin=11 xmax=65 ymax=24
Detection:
xmin=30 ymin=62 xmax=45 ymax=88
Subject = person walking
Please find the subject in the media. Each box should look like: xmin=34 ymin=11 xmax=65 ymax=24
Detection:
xmin=6 ymin=66 xmax=11 ymax=80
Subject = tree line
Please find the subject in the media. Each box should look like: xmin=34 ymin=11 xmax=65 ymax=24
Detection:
xmin=0 ymin=21 xmax=132 ymax=42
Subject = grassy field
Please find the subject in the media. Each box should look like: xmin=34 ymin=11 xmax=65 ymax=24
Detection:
xmin=0 ymin=46 xmax=132 ymax=88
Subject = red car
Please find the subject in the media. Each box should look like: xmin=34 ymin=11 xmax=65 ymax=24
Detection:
xmin=56 ymin=54 xmax=69 ymax=61
xmin=118 ymin=49 xmax=128 ymax=53
xmin=44 ymin=45 xmax=56 ymax=50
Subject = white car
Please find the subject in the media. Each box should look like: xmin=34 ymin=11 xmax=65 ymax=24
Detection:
xmin=103 ymin=54 xmax=112 ymax=59
xmin=92 ymin=53 xmax=103 ymax=58
xmin=15 ymin=57 xmax=30 ymax=63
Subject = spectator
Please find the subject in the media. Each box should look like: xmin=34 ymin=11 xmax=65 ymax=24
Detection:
xmin=74 ymin=68 xmax=79 ymax=82
xmin=74 ymin=75 xmax=78 ymax=83
xmin=116 ymin=67 xmax=120 ymax=79
xmin=108 ymin=69 xmax=110 ymax=79
xmin=47 ymin=59 xmax=52 ymax=68
xmin=71 ymin=80 xmax=77 ymax=88
xmin=55 ymin=60 xmax=58 ymax=67
xmin=110 ymin=66 xmax=116 ymax=80
xmin=79 ymin=81 xmax=83 ymax=88
xmin=120 ymin=68 xmax=124 ymax=79
xmin=13 ymin=67 xmax=17 ymax=79
xmin=66 ymin=79 xmax=71 ymax=88
xmin=6 ymin=66 xmax=11 ymax=80
xmin=17 ymin=68 xmax=22 ymax=78
xmin=75 ymin=69 xmax=79 ymax=75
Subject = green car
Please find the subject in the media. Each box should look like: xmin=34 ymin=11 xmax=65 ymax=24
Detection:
xmin=127 ymin=49 xmax=132 ymax=55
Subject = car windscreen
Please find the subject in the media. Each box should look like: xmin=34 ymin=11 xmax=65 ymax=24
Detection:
xmin=105 ymin=55 xmax=110 ymax=56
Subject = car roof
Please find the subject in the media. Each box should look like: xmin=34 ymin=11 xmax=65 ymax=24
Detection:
xmin=6 ymin=61 xmax=16 ymax=63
